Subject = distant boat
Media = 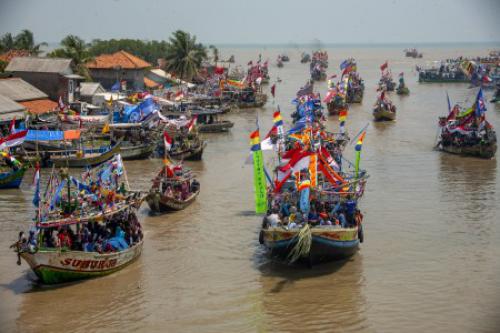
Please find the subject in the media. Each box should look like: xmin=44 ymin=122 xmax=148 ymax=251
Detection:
xmin=0 ymin=153 xmax=26 ymax=189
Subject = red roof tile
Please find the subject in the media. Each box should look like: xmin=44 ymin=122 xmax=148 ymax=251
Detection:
xmin=19 ymin=99 xmax=58 ymax=115
xmin=86 ymin=50 xmax=151 ymax=70
xmin=0 ymin=50 xmax=31 ymax=63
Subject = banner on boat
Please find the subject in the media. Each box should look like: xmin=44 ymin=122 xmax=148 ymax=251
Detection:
xmin=250 ymin=129 xmax=267 ymax=214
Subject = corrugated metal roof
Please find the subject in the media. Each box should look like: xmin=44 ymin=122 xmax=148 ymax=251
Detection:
xmin=79 ymin=82 xmax=105 ymax=96
xmin=5 ymin=57 xmax=73 ymax=74
xmin=0 ymin=94 xmax=26 ymax=121
xmin=0 ymin=78 xmax=48 ymax=101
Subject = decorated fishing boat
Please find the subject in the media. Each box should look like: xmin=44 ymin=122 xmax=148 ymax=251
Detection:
xmin=119 ymin=142 xmax=154 ymax=160
xmin=11 ymin=155 xmax=145 ymax=284
xmin=0 ymin=152 xmax=26 ymax=189
xmin=193 ymin=109 xmax=234 ymax=133
xmin=327 ymin=96 xmax=347 ymax=116
xmin=146 ymin=158 xmax=200 ymax=213
xmin=373 ymin=92 xmax=396 ymax=121
xmin=310 ymin=61 xmax=327 ymax=81
xmin=346 ymin=76 xmax=364 ymax=103
xmin=418 ymin=62 xmax=469 ymax=83
xmin=249 ymin=97 xmax=369 ymax=264
xmin=396 ymin=72 xmax=410 ymax=95
xmin=437 ymin=89 xmax=497 ymax=158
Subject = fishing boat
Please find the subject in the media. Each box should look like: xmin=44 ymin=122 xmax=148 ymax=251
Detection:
xmin=193 ymin=109 xmax=234 ymax=133
xmin=373 ymin=93 xmax=396 ymax=121
xmin=11 ymin=155 xmax=145 ymax=284
xmin=378 ymin=75 xmax=396 ymax=91
xmin=119 ymin=142 xmax=154 ymax=160
xmin=346 ymin=76 xmax=365 ymax=103
xmin=310 ymin=61 xmax=327 ymax=81
xmin=0 ymin=152 xmax=26 ymax=189
xmin=146 ymin=161 xmax=200 ymax=213
xmin=34 ymin=143 xmax=121 ymax=168
xmin=281 ymin=54 xmax=290 ymax=62
xmin=396 ymin=72 xmax=410 ymax=95
xmin=404 ymin=48 xmax=423 ymax=58
xmin=277 ymin=57 xmax=284 ymax=68
xmin=437 ymin=89 xmax=497 ymax=158
xmin=418 ymin=66 xmax=468 ymax=83
xmin=327 ymin=97 xmax=347 ymax=116
xmin=300 ymin=52 xmax=311 ymax=63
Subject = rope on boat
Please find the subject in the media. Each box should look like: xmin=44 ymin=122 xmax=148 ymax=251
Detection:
xmin=287 ymin=224 xmax=312 ymax=263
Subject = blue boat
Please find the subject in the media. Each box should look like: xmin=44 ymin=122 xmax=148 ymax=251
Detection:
xmin=0 ymin=152 xmax=26 ymax=189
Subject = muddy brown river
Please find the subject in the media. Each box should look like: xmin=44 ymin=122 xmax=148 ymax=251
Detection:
xmin=1 ymin=46 xmax=499 ymax=332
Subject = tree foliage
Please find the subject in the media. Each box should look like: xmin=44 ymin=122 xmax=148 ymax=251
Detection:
xmin=89 ymin=39 xmax=169 ymax=65
xmin=0 ymin=29 xmax=47 ymax=55
xmin=164 ymin=30 xmax=207 ymax=81
xmin=48 ymin=35 xmax=93 ymax=80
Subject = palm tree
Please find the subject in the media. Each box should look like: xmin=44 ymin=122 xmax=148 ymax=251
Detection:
xmin=48 ymin=35 xmax=93 ymax=80
xmin=164 ymin=30 xmax=207 ymax=81
xmin=209 ymin=45 xmax=219 ymax=65
xmin=13 ymin=29 xmax=47 ymax=55
xmin=0 ymin=33 xmax=15 ymax=52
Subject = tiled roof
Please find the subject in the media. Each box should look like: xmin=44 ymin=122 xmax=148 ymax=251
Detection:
xmin=86 ymin=50 xmax=151 ymax=70
xmin=0 ymin=78 xmax=48 ymax=101
xmin=0 ymin=50 xmax=31 ymax=63
xmin=0 ymin=94 xmax=26 ymax=120
xmin=19 ymin=99 xmax=58 ymax=115
xmin=5 ymin=57 xmax=73 ymax=74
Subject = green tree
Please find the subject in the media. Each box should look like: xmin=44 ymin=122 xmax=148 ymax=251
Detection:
xmin=13 ymin=29 xmax=47 ymax=55
xmin=0 ymin=33 xmax=15 ymax=52
xmin=164 ymin=30 xmax=207 ymax=81
xmin=48 ymin=35 xmax=93 ymax=80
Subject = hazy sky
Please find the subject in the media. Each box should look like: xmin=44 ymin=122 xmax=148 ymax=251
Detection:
xmin=0 ymin=0 xmax=499 ymax=45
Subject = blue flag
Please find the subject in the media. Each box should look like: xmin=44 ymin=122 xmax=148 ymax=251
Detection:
xmin=340 ymin=59 xmax=349 ymax=70
xmin=111 ymin=81 xmax=120 ymax=92
xmin=475 ymin=88 xmax=487 ymax=117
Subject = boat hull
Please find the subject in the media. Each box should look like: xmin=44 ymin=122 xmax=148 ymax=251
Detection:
xmin=170 ymin=142 xmax=205 ymax=161
xmin=146 ymin=189 xmax=200 ymax=212
xmin=0 ymin=168 xmax=26 ymax=189
xmin=120 ymin=144 xmax=154 ymax=160
xmin=50 ymin=144 xmax=121 ymax=168
xmin=198 ymin=121 xmax=234 ymax=133
xmin=373 ymin=108 xmax=396 ymax=121
xmin=439 ymin=143 xmax=497 ymax=159
xmin=261 ymin=227 xmax=360 ymax=262
xmin=20 ymin=241 xmax=143 ymax=284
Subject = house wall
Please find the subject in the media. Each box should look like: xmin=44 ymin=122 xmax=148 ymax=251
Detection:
xmin=88 ymin=68 xmax=145 ymax=91
xmin=10 ymin=71 xmax=68 ymax=102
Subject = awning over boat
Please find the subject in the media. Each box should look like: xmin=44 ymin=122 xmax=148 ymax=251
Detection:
xmin=25 ymin=129 xmax=81 ymax=141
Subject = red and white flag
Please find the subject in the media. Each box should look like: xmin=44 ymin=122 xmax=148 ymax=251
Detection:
xmin=9 ymin=117 xmax=16 ymax=134
xmin=0 ymin=129 xmax=28 ymax=150
xmin=187 ymin=115 xmax=197 ymax=132
xmin=380 ymin=61 xmax=388 ymax=72
xmin=58 ymin=96 xmax=65 ymax=111
xmin=163 ymin=131 xmax=172 ymax=151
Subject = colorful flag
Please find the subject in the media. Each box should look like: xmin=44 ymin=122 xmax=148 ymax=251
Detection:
xmin=308 ymin=154 xmax=317 ymax=187
xmin=32 ymin=162 xmax=40 ymax=207
xmin=475 ymin=88 xmax=487 ymax=117
xmin=187 ymin=115 xmax=197 ymax=132
xmin=249 ymin=128 xmax=267 ymax=213
xmin=163 ymin=131 xmax=172 ymax=151
xmin=0 ymin=129 xmax=28 ymax=150
xmin=355 ymin=131 xmax=366 ymax=178
xmin=273 ymin=109 xmax=283 ymax=127
xmin=299 ymin=180 xmax=310 ymax=213
xmin=102 ymin=123 xmax=110 ymax=134
xmin=380 ymin=61 xmax=388 ymax=71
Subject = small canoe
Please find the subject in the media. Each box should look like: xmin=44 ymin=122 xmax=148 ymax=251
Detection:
xmin=146 ymin=188 xmax=200 ymax=212
xmin=373 ymin=105 xmax=396 ymax=121
xmin=17 ymin=240 xmax=143 ymax=284
xmin=260 ymin=225 xmax=362 ymax=263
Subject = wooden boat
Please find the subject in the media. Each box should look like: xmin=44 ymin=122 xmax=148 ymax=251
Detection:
xmin=346 ymin=86 xmax=364 ymax=103
xmin=260 ymin=225 xmax=362 ymax=263
xmin=438 ymin=141 xmax=497 ymax=159
xmin=16 ymin=239 xmax=143 ymax=284
xmin=24 ymin=142 xmax=121 ymax=168
xmin=404 ymin=48 xmax=423 ymax=58
xmin=190 ymin=108 xmax=234 ymax=133
xmin=378 ymin=78 xmax=396 ymax=91
xmin=277 ymin=59 xmax=284 ymax=68
xmin=327 ymin=97 xmax=346 ymax=116
xmin=396 ymin=86 xmax=410 ymax=95
xmin=146 ymin=164 xmax=200 ymax=213
xmin=0 ymin=153 xmax=26 ymax=189
xmin=281 ymin=55 xmax=290 ymax=62
xmin=300 ymin=53 xmax=311 ymax=63
xmin=199 ymin=121 xmax=234 ymax=133
xmin=373 ymin=102 xmax=396 ymax=121
xmin=418 ymin=69 xmax=468 ymax=83
xmin=119 ymin=142 xmax=154 ymax=160
xmin=170 ymin=140 xmax=206 ymax=161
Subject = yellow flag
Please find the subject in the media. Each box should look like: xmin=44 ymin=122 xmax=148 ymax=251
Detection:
xmin=107 ymin=95 xmax=113 ymax=106
xmin=102 ymin=123 xmax=110 ymax=134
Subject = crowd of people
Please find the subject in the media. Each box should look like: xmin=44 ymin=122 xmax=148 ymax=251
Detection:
xmin=19 ymin=210 xmax=143 ymax=253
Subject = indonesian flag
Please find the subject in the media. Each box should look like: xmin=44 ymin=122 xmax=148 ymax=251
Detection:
xmin=58 ymin=96 xmax=65 ymax=111
xmin=9 ymin=117 xmax=16 ymax=134
xmin=277 ymin=150 xmax=312 ymax=180
xmin=163 ymin=131 xmax=172 ymax=151
xmin=380 ymin=61 xmax=388 ymax=72
xmin=175 ymin=90 xmax=184 ymax=101
xmin=0 ymin=129 xmax=28 ymax=150
xmin=482 ymin=75 xmax=492 ymax=83
xmin=187 ymin=115 xmax=197 ymax=132
xmin=319 ymin=146 xmax=340 ymax=172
